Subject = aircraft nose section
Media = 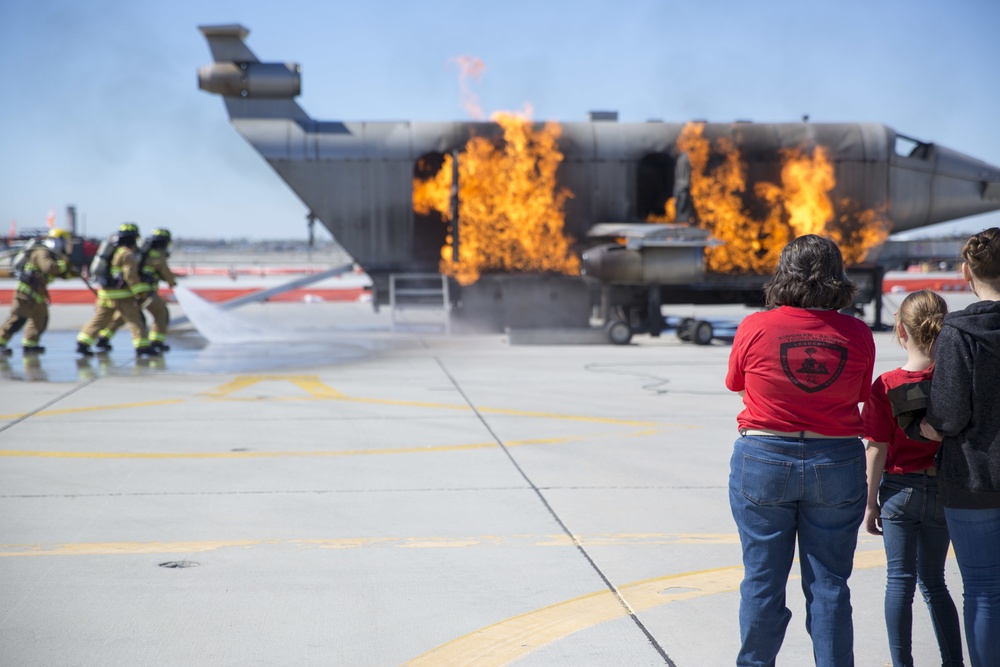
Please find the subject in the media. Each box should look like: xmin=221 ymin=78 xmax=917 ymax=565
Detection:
xmin=889 ymin=137 xmax=1000 ymax=231
xmin=930 ymin=145 xmax=1000 ymax=223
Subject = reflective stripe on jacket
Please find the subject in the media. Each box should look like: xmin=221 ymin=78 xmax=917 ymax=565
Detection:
xmin=16 ymin=247 xmax=72 ymax=304
xmin=97 ymin=246 xmax=142 ymax=300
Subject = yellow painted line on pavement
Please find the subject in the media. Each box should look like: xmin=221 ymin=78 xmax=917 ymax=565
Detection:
xmin=3 ymin=375 xmax=670 ymax=429
xmin=535 ymin=532 xmax=739 ymax=547
xmin=0 ymin=540 xmax=264 ymax=557
xmin=0 ymin=445 xmax=484 ymax=459
xmin=0 ymin=426 xmax=658 ymax=459
xmin=204 ymin=375 xmax=667 ymax=427
xmin=0 ymin=399 xmax=184 ymax=421
xmin=201 ymin=374 xmax=347 ymax=400
xmin=1 ymin=375 xmax=678 ymax=458
xmin=0 ymin=435 xmax=592 ymax=460
xmin=1 ymin=375 xmax=688 ymax=458
xmin=478 ymin=407 xmax=665 ymax=427
xmin=0 ymin=532 xmax=743 ymax=557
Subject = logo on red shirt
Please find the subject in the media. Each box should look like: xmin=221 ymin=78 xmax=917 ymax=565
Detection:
xmin=780 ymin=340 xmax=848 ymax=393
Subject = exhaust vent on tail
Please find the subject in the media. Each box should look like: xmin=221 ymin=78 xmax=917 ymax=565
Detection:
xmin=198 ymin=62 xmax=301 ymax=98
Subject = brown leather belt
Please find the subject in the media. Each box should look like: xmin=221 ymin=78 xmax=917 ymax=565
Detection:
xmin=910 ymin=467 xmax=937 ymax=476
xmin=739 ymin=428 xmax=838 ymax=439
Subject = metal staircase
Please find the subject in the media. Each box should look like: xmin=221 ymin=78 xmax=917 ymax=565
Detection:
xmin=388 ymin=274 xmax=451 ymax=335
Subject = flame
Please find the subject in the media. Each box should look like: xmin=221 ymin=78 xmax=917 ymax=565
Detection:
xmin=834 ymin=203 xmax=892 ymax=266
xmin=677 ymin=124 xmax=787 ymax=273
xmin=413 ymin=109 xmax=579 ymax=286
xmin=646 ymin=198 xmax=676 ymax=223
xmin=413 ymin=155 xmax=454 ymax=218
xmin=659 ymin=122 xmax=890 ymax=273
xmin=781 ymin=146 xmax=835 ymax=237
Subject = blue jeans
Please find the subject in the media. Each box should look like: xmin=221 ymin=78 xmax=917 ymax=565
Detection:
xmin=943 ymin=506 xmax=1000 ymax=667
xmin=729 ymin=435 xmax=866 ymax=667
xmin=879 ymin=473 xmax=963 ymax=666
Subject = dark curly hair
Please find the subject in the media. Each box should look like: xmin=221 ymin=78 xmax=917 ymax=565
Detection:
xmin=763 ymin=234 xmax=859 ymax=310
xmin=962 ymin=227 xmax=1000 ymax=287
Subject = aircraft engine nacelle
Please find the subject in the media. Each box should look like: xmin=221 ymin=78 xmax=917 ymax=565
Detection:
xmin=580 ymin=242 xmax=706 ymax=285
xmin=197 ymin=62 xmax=301 ymax=98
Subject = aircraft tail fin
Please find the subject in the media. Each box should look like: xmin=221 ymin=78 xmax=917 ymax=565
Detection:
xmin=198 ymin=24 xmax=310 ymax=122
xmin=199 ymin=24 xmax=259 ymax=63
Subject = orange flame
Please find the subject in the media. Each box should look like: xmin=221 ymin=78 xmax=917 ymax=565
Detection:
xmin=663 ymin=122 xmax=890 ymax=273
xmin=833 ymin=204 xmax=892 ymax=266
xmin=780 ymin=146 xmax=835 ymax=237
xmin=414 ymin=109 xmax=579 ymax=286
xmin=413 ymin=155 xmax=454 ymax=218
xmin=676 ymin=123 xmax=786 ymax=272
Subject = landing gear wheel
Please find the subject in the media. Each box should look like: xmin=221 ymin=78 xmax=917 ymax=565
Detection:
xmin=692 ymin=320 xmax=714 ymax=346
xmin=676 ymin=317 xmax=695 ymax=342
xmin=605 ymin=319 xmax=633 ymax=345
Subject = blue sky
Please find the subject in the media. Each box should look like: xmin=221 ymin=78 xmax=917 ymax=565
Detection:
xmin=1 ymin=0 xmax=998 ymax=241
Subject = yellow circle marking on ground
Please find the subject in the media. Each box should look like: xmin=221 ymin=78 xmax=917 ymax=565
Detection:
xmin=0 ymin=534 xmax=891 ymax=663
xmin=405 ymin=549 xmax=889 ymax=666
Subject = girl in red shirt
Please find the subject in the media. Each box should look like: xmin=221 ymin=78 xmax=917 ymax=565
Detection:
xmin=862 ymin=289 xmax=963 ymax=666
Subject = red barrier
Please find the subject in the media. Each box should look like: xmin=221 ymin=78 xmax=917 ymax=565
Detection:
xmin=882 ymin=278 xmax=969 ymax=292
xmin=0 ymin=274 xmax=968 ymax=306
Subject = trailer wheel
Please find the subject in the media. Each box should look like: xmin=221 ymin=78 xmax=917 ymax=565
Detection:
xmin=693 ymin=320 xmax=714 ymax=346
xmin=676 ymin=317 xmax=695 ymax=342
xmin=605 ymin=320 xmax=633 ymax=345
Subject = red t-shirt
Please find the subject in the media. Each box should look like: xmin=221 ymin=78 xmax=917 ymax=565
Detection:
xmin=726 ymin=306 xmax=876 ymax=436
xmin=862 ymin=366 xmax=940 ymax=473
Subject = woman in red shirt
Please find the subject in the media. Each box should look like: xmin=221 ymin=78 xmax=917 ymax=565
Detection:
xmin=727 ymin=234 xmax=876 ymax=666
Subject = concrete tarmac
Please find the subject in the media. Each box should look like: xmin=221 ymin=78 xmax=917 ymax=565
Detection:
xmin=0 ymin=295 xmax=973 ymax=666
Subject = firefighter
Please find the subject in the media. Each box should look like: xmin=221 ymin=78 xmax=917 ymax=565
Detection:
xmin=76 ymin=223 xmax=158 ymax=358
xmin=96 ymin=228 xmax=178 ymax=353
xmin=1 ymin=228 xmax=78 ymax=355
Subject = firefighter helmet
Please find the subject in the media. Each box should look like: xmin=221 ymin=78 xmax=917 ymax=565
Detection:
xmin=45 ymin=228 xmax=74 ymax=255
xmin=118 ymin=223 xmax=140 ymax=237
xmin=116 ymin=223 xmax=140 ymax=247
xmin=151 ymin=228 xmax=172 ymax=249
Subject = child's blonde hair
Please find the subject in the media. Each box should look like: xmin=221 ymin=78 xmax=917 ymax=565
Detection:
xmin=895 ymin=289 xmax=948 ymax=356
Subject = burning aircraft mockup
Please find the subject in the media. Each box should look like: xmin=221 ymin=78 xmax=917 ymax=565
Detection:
xmin=197 ymin=24 xmax=1000 ymax=340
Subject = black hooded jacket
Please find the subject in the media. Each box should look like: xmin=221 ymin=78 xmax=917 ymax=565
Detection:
xmin=926 ymin=299 xmax=1000 ymax=508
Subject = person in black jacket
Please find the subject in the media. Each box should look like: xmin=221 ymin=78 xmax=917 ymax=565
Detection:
xmin=922 ymin=227 xmax=1000 ymax=667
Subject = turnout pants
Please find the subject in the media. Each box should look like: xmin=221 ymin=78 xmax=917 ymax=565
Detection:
xmin=0 ymin=293 xmax=48 ymax=347
xmin=78 ymin=297 xmax=149 ymax=349
xmin=102 ymin=292 xmax=170 ymax=343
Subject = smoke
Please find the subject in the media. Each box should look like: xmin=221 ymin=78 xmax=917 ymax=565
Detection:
xmin=451 ymin=55 xmax=486 ymax=120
